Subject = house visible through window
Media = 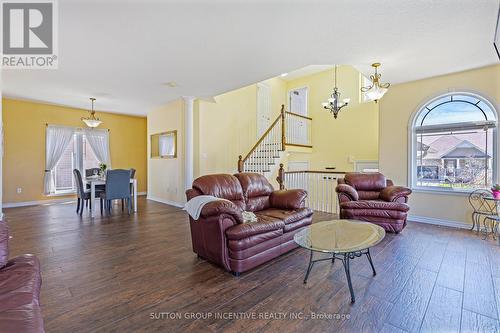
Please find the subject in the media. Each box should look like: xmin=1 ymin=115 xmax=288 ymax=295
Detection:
xmin=411 ymin=93 xmax=498 ymax=191
xmin=54 ymin=133 xmax=100 ymax=193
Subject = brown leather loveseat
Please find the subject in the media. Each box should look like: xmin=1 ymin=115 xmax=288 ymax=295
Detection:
xmin=186 ymin=173 xmax=313 ymax=275
xmin=336 ymin=172 xmax=412 ymax=233
xmin=0 ymin=221 xmax=44 ymax=333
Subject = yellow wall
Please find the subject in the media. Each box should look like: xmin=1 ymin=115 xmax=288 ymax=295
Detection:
xmin=379 ymin=64 xmax=500 ymax=225
xmin=196 ymin=77 xmax=286 ymax=176
xmin=2 ymin=98 xmax=147 ymax=204
xmin=285 ymin=66 xmax=379 ymax=171
xmin=193 ymin=67 xmax=379 ymax=178
xmin=147 ymin=99 xmax=185 ymax=205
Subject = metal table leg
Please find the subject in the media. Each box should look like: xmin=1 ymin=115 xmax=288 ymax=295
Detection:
xmin=343 ymin=253 xmax=355 ymax=303
xmin=302 ymin=249 xmax=376 ymax=303
xmin=303 ymin=250 xmax=314 ymax=284
xmin=366 ymin=248 xmax=376 ymax=276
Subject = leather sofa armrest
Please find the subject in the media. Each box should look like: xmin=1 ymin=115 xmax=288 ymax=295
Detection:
xmin=200 ymin=200 xmax=244 ymax=224
xmin=379 ymin=186 xmax=412 ymax=203
xmin=335 ymin=184 xmax=359 ymax=202
xmin=269 ymin=189 xmax=307 ymax=210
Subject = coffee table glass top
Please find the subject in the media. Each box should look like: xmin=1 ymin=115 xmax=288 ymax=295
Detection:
xmin=294 ymin=220 xmax=386 ymax=253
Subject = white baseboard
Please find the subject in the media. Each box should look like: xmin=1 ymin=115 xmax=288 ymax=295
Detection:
xmin=408 ymin=214 xmax=471 ymax=230
xmin=4 ymin=192 xmax=148 ymax=209
xmin=146 ymin=195 xmax=184 ymax=208
xmin=4 ymin=197 xmax=76 ymax=208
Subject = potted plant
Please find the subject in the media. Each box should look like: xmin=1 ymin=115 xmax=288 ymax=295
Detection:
xmin=491 ymin=184 xmax=500 ymax=199
xmin=99 ymin=163 xmax=107 ymax=177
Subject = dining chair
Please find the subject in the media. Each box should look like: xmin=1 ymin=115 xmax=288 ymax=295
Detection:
xmin=73 ymin=169 xmax=104 ymax=216
xmin=469 ymin=189 xmax=494 ymax=232
xmin=100 ymin=169 xmax=132 ymax=215
xmin=468 ymin=189 xmax=498 ymax=239
xmin=85 ymin=168 xmax=105 ymax=191
xmin=85 ymin=168 xmax=100 ymax=177
xmin=124 ymin=168 xmax=136 ymax=211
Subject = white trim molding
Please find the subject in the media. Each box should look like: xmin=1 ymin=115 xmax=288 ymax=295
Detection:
xmin=146 ymin=195 xmax=184 ymax=208
xmin=408 ymin=214 xmax=471 ymax=230
xmin=5 ymin=192 xmax=147 ymax=209
xmin=4 ymin=197 xmax=77 ymax=208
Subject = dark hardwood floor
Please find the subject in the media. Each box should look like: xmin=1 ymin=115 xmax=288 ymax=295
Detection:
xmin=4 ymin=197 xmax=500 ymax=333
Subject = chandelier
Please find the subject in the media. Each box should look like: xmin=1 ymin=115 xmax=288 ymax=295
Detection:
xmin=82 ymin=98 xmax=102 ymax=128
xmin=322 ymin=65 xmax=350 ymax=119
xmin=361 ymin=63 xmax=390 ymax=102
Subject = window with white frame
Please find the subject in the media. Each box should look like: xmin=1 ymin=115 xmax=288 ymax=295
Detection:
xmin=410 ymin=93 xmax=498 ymax=192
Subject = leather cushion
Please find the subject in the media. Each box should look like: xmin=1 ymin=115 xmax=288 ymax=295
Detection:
xmin=199 ymin=200 xmax=243 ymax=223
xmin=192 ymin=174 xmax=246 ymax=210
xmin=340 ymin=200 xmax=410 ymax=212
xmin=257 ymin=207 xmax=313 ymax=225
xmin=0 ymin=223 xmax=8 ymax=268
xmin=228 ymin=229 xmax=283 ymax=251
xmin=357 ymin=191 xmax=381 ymax=201
xmin=225 ymin=215 xmax=285 ymax=240
xmin=342 ymin=207 xmax=408 ymax=220
xmin=283 ymin=216 xmax=313 ymax=233
xmin=234 ymin=173 xmax=274 ymax=211
xmin=246 ymin=196 xmax=271 ymax=212
xmin=345 ymin=172 xmax=386 ymax=191
xmin=379 ymin=186 xmax=412 ymax=202
xmin=343 ymin=216 xmax=406 ymax=233
xmin=269 ymin=189 xmax=307 ymax=210
xmin=335 ymin=184 xmax=359 ymax=201
xmin=0 ymin=255 xmax=44 ymax=333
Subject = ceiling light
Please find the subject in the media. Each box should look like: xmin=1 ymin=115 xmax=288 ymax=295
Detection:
xmin=322 ymin=65 xmax=349 ymax=119
xmin=360 ymin=63 xmax=390 ymax=103
xmin=280 ymin=73 xmax=288 ymax=77
xmin=82 ymin=98 xmax=102 ymax=128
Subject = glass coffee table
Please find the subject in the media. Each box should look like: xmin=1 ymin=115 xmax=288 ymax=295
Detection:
xmin=294 ymin=219 xmax=385 ymax=303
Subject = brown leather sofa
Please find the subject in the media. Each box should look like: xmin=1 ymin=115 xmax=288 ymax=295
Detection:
xmin=336 ymin=172 xmax=412 ymax=233
xmin=186 ymin=173 xmax=313 ymax=275
xmin=0 ymin=221 xmax=44 ymax=333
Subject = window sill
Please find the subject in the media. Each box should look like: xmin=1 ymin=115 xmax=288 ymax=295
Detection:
xmin=47 ymin=190 xmax=76 ymax=197
xmin=411 ymin=187 xmax=483 ymax=197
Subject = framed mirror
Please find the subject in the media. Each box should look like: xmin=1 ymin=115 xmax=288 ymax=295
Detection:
xmin=151 ymin=130 xmax=177 ymax=158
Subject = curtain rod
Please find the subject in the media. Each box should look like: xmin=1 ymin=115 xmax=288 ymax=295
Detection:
xmin=45 ymin=123 xmax=110 ymax=131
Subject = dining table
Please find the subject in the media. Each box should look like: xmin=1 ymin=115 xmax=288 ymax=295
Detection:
xmin=85 ymin=176 xmax=138 ymax=218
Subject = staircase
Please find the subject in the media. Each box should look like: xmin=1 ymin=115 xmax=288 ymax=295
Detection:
xmin=238 ymin=105 xmax=312 ymax=177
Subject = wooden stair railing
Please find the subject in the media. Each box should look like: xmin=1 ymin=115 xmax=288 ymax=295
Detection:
xmin=238 ymin=105 xmax=286 ymax=173
xmin=237 ymin=105 xmax=313 ymax=174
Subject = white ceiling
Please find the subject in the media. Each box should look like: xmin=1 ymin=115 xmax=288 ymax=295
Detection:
xmin=280 ymin=65 xmax=334 ymax=81
xmin=2 ymin=0 xmax=499 ymax=116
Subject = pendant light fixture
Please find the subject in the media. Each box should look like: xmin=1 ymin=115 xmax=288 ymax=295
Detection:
xmin=361 ymin=63 xmax=390 ymax=102
xmin=82 ymin=98 xmax=102 ymax=128
xmin=322 ymin=65 xmax=350 ymax=119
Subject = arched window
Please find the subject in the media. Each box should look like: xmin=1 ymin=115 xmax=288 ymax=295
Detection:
xmin=410 ymin=93 xmax=498 ymax=192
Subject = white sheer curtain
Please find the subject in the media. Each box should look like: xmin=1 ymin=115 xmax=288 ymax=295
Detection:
xmin=44 ymin=125 xmax=75 ymax=194
xmin=83 ymin=128 xmax=111 ymax=168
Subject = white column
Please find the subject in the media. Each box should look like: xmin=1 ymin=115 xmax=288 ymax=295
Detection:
xmin=183 ymin=96 xmax=195 ymax=190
